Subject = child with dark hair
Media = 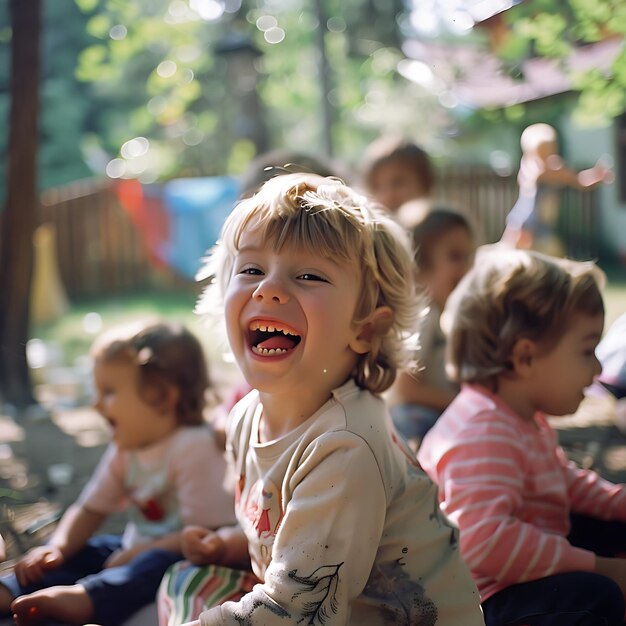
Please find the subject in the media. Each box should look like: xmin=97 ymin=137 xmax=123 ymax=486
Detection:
xmin=387 ymin=208 xmax=475 ymax=449
xmin=0 ymin=321 xmax=235 ymax=626
xmin=362 ymin=136 xmax=434 ymax=213
xmin=418 ymin=248 xmax=626 ymax=625
xmin=238 ymin=149 xmax=342 ymax=199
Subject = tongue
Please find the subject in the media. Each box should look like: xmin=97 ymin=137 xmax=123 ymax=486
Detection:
xmin=257 ymin=335 xmax=296 ymax=350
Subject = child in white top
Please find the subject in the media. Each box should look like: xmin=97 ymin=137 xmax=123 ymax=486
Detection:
xmin=418 ymin=248 xmax=626 ymax=625
xmin=501 ymin=122 xmax=612 ymax=255
xmin=173 ymin=173 xmax=483 ymax=625
xmin=0 ymin=321 xmax=235 ymax=626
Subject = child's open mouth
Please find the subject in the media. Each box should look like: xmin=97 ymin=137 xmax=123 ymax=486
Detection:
xmin=248 ymin=320 xmax=301 ymax=356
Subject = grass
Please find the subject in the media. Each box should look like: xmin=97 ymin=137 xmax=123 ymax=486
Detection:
xmin=31 ymin=292 xmax=201 ymax=366
xmin=30 ymin=290 xmax=242 ymax=403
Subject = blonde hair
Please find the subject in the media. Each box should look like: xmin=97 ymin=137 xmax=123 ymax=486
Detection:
xmin=197 ymin=173 xmax=419 ymax=393
xmin=520 ymin=123 xmax=557 ymax=154
xmin=445 ymin=247 xmax=605 ymax=386
xmin=91 ymin=320 xmax=211 ymax=425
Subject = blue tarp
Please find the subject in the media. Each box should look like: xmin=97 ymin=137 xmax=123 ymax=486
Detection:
xmin=162 ymin=176 xmax=240 ymax=279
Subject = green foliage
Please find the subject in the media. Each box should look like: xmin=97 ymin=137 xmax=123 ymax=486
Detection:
xmin=503 ymin=0 xmax=626 ymax=124
xmin=1 ymin=0 xmax=446 ymax=195
xmin=0 ymin=1 xmax=96 ymax=204
xmin=67 ymin=0 xmax=444 ymax=179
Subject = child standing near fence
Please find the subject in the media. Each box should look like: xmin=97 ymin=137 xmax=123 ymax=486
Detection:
xmin=418 ymin=248 xmax=626 ymax=625
xmin=162 ymin=173 xmax=483 ymax=625
xmin=0 ymin=321 xmax=235 ymax=626
xmin=501 ymin=122 xmax=613 ymax=256
xmin=387 ymin=208 xmax=475 ymax=449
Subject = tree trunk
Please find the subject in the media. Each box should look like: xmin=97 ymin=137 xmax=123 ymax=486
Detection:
xmin=0 ymin=0 xmax=41 ymax=408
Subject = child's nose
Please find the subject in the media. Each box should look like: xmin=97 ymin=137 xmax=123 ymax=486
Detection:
xmin=252 ymin=277 xmax=289 ymax=304
xmin=593 ymin=355 xmax=603 ymax=379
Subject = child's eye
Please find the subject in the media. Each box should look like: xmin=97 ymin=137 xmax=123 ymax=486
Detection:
xmin=298 ymin=273 xmax=328 ymax=282
xmin=239 ymin=266 xmax=263 ymax=276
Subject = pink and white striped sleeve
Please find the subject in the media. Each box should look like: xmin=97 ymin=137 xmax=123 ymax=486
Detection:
xmin=435 ymin=415 xmax=595 ymax=587
xmin=560 ymin=450 xmax=626 ymax=520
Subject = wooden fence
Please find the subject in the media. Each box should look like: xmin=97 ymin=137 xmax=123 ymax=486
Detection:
xmin=32 ymin=169 xmax=599 ymax=299
xmin=39 ymin=180 xmax=190 ymax=299
xmin=436 ymin=166 xmax=599 ymax=260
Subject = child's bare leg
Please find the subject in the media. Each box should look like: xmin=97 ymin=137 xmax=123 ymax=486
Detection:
xmin=11 ymin=584 xmax=94 ymax=626
xmin=0 ymin=584 xmax=13 ymax=613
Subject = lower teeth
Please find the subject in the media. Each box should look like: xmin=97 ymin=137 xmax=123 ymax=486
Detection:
xmin=252 ymin=346 xmax=288 ymax=356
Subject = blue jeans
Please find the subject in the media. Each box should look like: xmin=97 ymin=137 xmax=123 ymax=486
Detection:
xmin=390 ymin=403 xmax=440 ymax=443
xmin=0 ymin=534 xmax=183 ymax=626
xmin=482 ymin=516 xmax=626 ymax=625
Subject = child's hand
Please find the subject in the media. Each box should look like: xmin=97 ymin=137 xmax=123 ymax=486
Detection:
xmin=14 ymin=545 xmax=64 ymax=586
xmin=182 ymin=525 xmax=226 ymax=565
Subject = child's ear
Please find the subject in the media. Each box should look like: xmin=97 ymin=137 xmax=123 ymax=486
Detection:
xmin=509 ymin=338 xmax=537 ymax=377
xmin=350 ymin=306 xmax=394 ymax=355
xmin=159 ymin=383 xmax=180 ymax=415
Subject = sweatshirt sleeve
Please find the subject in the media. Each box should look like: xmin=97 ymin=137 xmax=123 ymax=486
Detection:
xmin=560 ymin=449 xmax=626 ymax=520
xmin=434 ymin=416 xmax=594 ymax=586
xmin=199 ymin=432 xmax=386 ymax=625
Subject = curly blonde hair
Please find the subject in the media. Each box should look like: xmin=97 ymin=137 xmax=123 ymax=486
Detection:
xmin=197 ymin=173 xmax=419 ymax=394
xmin=445 ymin=246 xmax=605 ymax=386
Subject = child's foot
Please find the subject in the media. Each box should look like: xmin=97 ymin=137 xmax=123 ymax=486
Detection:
xmin=11 ymin=585 xmax=94 ymax=626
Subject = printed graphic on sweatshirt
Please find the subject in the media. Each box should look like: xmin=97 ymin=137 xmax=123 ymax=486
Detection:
xmin=362 ymin=560 xmax=438 ymax=626
xmin=239 ymin=477 xmax=284 ymax=568
xmin=231 ymin=594 xmax=291 ymax=625
xmin=289 ymin=562 xmax=344 ymax=625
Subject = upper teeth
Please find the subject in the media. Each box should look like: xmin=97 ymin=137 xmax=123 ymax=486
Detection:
xmin=250 ymin=322 xmax=298 ymax=336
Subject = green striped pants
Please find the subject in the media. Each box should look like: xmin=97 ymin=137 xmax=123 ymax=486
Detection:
xmin=157 ymin=561 xmax=258 ymax=625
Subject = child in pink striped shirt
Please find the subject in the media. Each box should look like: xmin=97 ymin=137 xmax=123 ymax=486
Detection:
xmin=418 ymin=247 xmax=626 ymax=626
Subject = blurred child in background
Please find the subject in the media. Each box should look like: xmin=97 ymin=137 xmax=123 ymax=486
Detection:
xmin=362 ymin=136 xmax=434 ymax=214
xmin=387 ymin=208 xmax=475 ymax=450
xmin=419 ymin=248 xmax=626 ymax=626
xmin=0 ymin=321 xmax=235 ymax=626
xmin=501 ymin=123 xmax=613 ymax=256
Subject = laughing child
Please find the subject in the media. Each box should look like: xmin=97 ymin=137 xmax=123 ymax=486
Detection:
xmin=173 ymin=173 xmax=483 ymax=625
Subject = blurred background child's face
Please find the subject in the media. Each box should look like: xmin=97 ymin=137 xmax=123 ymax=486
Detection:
xmin=93 ymin=360 xmax=177 ymax=450
xmin=369 ymin=159 xmax=428 ymax=212
xmin=420 ymin=226 xmax=474 ymax=310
